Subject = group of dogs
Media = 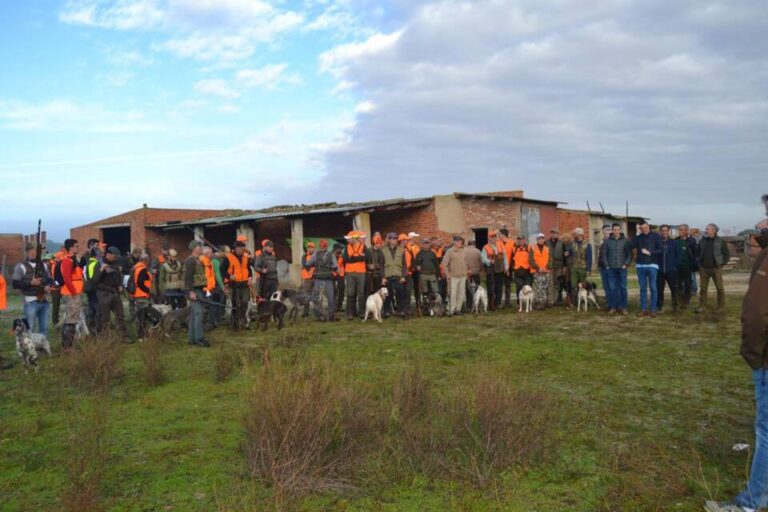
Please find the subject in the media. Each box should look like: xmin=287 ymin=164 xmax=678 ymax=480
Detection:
xmin=10 ymin=280 xmax=601 ymax=372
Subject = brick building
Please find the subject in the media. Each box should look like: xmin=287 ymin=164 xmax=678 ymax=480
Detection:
xmin=0 ymin=234 xmax=24 ymax=277
xmin=72 ymin=190 xmax=646 ymax=286
xmin=70 ymin=205 xmax=228 ymax=255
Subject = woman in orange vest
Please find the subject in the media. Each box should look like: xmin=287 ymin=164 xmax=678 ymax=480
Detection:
xmin=529 ymin=233 xmax=551 ymax=309
xmin=513 ymin=235 xmax=533 ymax=303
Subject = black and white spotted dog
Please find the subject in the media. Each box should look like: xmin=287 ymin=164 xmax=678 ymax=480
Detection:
xmin=12 ymin=319 xmax=51 ymax=372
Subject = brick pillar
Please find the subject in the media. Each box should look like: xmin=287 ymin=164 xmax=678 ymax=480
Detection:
xmin=353 ymin=212 xmax=371 ymax=247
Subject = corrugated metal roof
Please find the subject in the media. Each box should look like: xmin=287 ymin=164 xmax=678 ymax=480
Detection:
xmin=453 ymin=192 xmax=562 ymax=206
xmin=150 ymin=197 xmax=433 ymax=229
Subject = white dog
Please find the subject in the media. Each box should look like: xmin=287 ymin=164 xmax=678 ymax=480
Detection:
xmin=518 ymin=285 xmax=533 ymax=313
xmin=13 ymin=319 xmax=51 ymax=372
xmin=577 ymin=282 xmax=600 ymax=312
xmin=363 ymin=287 xmax=388 ymax=323
xmin=468 ymin=281 xmax=488 ymax=314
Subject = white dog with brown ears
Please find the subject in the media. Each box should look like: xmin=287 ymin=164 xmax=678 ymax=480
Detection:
xmin=363 ymin=287 xmax=389 ymax=323
xmin=518 ymin=285 xmax=533 ymax=313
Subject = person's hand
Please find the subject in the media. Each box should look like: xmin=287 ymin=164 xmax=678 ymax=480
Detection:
xmin=641 ymin=249 xmax=650 ymax=256
xmin=43 ymin=286 xmax=50 ymax=293
xmin=621 ymin=265 xmax=627 ymax=270
xmin=382 ymin=278 xmax=387 ymax=286
xmin=416 ymin=266 xmax=421 ymax=272
xmin=30 ymin=277 xmax=42 ymax=286
xmin=400 ymin=278 xmax=406 ymax=284
xmin=189 ymin=291 xmax=197 ymax=301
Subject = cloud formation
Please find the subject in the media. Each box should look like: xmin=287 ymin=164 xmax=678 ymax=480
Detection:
xmin=317 ymin=0 xmax=768 ymax=227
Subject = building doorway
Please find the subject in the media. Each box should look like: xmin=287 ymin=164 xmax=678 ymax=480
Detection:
xmin=102 ymin=226 xmax=131 ymax=254
xmin=472 ymin=228 xmax=488 ymax=249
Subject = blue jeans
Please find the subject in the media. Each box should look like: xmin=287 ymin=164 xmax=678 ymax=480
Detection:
xmin=23 ymin=300 xmax=49 ymax=335
xmin=636 ymin=266 xmax=658 ymax=312
xmin=691 ymin=271 xmax=699 ymax=294
xmin=735 ymin=370 xmax=768 ymax=508
xmin=605 ymin=268 xmax=628 ymax=310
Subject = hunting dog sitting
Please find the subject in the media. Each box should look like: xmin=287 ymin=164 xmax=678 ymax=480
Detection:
xmin=425 ymin=292 xmax=445 ymax=317
xmin=518 ymin=285 xmax=533 ymax=313
xmin=468 ymin=281 xmax=488 ymax=314
xmin=12 ymin=319 xmax=51 ymax=372
xmin=254 ymin=299 xmax=288 ymax=331
xmin=363 ymin=287 xmax=388 ymax=323
xmin=577 ymin=282 xmax=600 ymax=312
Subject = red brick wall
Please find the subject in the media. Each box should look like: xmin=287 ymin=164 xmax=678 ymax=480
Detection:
xmin=459 ymin=197 xmax=522 ymax=238
xmin=0 ymin=234 xmax=24 ymax=276
xmin=255 ymin=220 xmax=292 ymax=261
xmin=557 ymin=209 xmax=590 ymax=236
xmin=539 ymin=205 xmax=558 ymax=234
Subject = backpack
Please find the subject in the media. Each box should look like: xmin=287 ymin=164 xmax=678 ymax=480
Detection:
xmin=125 ymin=266 xmax=138 ymax=295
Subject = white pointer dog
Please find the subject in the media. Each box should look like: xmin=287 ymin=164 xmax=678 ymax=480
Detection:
xmin=13 ymin=318 xmax=51 ymax=372
xmin=468 ymin=281 xmax=488 ymax=314
xmin=577 ymin=282 xmax=600 ymax=312
xmin=518 ymin=285 xmax=533 ymax=313
xmin=363 ymin=287 xmax=389 ymax=323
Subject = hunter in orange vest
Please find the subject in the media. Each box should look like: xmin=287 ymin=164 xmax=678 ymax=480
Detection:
xmin=342 ymin=231 xmax=367 ymax=319
xmin=300 ymin=242 xmax=315 ymax=292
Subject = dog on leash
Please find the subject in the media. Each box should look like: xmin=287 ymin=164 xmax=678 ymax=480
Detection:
xmin=159 ymin=306 xmax=190 ymax=338
xmin=518 ymin=285 xmax=533 ymax=313
xmin=577 ymin=282 xmax=600 ymax=312
xmin=425 ymin=292 xmax=445 ymax=317
xmin=468 ymin=281 xmax=488 ymax=314
xmin=270 ymin=290 xmax=284 ymax=302
xmin=363 ymin=287 xmax=388 ymax=323
xmin=282 ymin=288 xmax=315 ymax=323
xmin=12 ymin=319 xmax=51 ymax=372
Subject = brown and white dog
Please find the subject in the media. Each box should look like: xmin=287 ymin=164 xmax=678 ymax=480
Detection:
xmin=518 ymin=285 xmax=533 ymax=313
xmin=363 ymin=287 xmax=389 ymax=323
xmin=577 ymin=282 xmax=600 ymax=312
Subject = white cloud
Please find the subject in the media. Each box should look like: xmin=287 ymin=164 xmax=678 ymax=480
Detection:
xmin=193 ymin=79 xmax=240 ymax=99
xmin=60 ymin=0 xmax=164 ymax=30
xmin=235 ymin=64 xmax=301 ymax=89
xmin=314 ymin=0 xmax=768 ymax=229
xmin=0 ymin=99 xmax=159 ymax=133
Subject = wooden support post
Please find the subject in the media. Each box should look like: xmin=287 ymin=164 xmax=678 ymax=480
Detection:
xmin=289 ymin=218 xmax=304 ymax=288
xmin=353 ymin=212 xmax=372 ymax=247
xmin=237 ymin=224 xmax=255 ymax=254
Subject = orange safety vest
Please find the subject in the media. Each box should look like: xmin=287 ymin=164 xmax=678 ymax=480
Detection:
xmin=61 ymin=257 xmax=84 ymax=296
xmin=344 ymin=243 xmax=367 ymax=273
xmin=199 ymin=255 xmax=216 ymax=292
xmin=0 ymin=273 xmax=6 ymax=311
xmin=483 ymin=240 xmax=505 ymax=258
xmin=132 ymin=262 xmax=152 ymax=299
xmin=336 ymin=256 xmax=345 ymax=278
xmin=300 ymin=253 xmax=314 ymax=280
xmin=531 ymin=245 xmax=550 ymax=272
xmin=513 ymin=245 xmax=531 ymax=270
xmin=503 ymin=240 xmax=515 ymax=267
xmin=227 ymin=252 xmax=250 ymax=283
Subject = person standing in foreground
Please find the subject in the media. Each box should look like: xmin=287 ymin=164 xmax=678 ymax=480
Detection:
xmin=305 ymin=239 xmax=338 ymax=322
xmin=185 ymin=241 xmax=210 ymax=347
xmin=675 ymin=224 xmax=698 ymax=309
xmin=342 ymin=231 xmax=368 ymax=320
xmin=632 ymin=222 xmax=662 ymax=317
xmin=597 ymin=225 xmax=611 ymax=302
xmin=696 ymin=223 xmax=731 ymax=313
xmin=705 ymin=200 xmax=768 ymax=512
xmin=381 ymin=233 xmax=408 ymax=318
xmin=130 ymin=254 xmax=153 ymax=340
xmin=529 ymin=234 xmax=551 ymax=310
xmin=91 ymin=247 xmax=129 ymax=342
xmin=656 ymin=224 xmax=681 ymax=313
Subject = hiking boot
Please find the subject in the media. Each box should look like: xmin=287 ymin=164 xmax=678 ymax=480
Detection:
xmin=637 ymin=311 xmax=646 ymax=318
xmin=620 ymin=309 xmax=628 ymax=315
xmin=607 ymin=308 xmax=616 ymax=315
xmin=649 ymin=312 xmax=657 ymax=318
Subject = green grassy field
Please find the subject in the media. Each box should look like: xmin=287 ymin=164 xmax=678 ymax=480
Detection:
xmin=0 ymin=281 xmax=756 ymax=512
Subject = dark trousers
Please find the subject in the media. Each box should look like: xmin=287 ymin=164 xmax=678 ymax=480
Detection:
xmin=207 ymin=287 xmax=225 ymax=327
xmin=438 ymin=277 xmax=448 ymax=302
xmin=384 ymin=277 xmax=409 ymax=316
xmin=699 ymin=266 xmax=725 ymax=310
xmin=503 ymin=272 xmax=514 ymax=306
xmin=345 ymin=272 xmax=366 ymax=318
xmin=367 ymin=272 xmax=382 ymax=297
xmin=657 ymin=271 xmax=678 ymax=310
xmin=259 ymin=276 xmax=278 ymax=300
xmin=97 ymin=290 xmax=127 ymax=338
xmin=676 ymin=266 xmax=693 ymax=306
xmin=412 ymin=271 xmax=421 ymax=306
xmin=165 ymin=289 xmax=186 ymax=309
xmin=85 ymin=291 xmax=100 ymax=331
xmin=230 ymin=284 xmax=250 ymax=330
xmin=514 ymin=268 xmax=533 ymax=301
xmin=51 ymin=289 xmax=61 ymax=325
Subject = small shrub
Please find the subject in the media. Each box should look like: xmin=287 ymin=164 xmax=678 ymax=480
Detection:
xmin=61 ymin=398 xmax=108 ymax=512
xmin=243 ymin=360 xmax=373 ymax=497
xmin=139 ymin=337 xmax=165 ymax=387
xmin=214 ymin=343 xmax=241 ymax=383
xmin=60 ymin=337 xmax=125 ymax=392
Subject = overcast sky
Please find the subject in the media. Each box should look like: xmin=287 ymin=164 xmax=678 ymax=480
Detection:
xmin=1 ymin=0 xmax=766 ymax=240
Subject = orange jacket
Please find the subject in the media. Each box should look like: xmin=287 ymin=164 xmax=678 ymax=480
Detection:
xmin=199 ymin=255 xmax=216 ymax=292
xmin=0 ymin=273 xmax=6 ymax=310
xmin=60 ymin=256 xmax=84 ymax=296
xmin=503 ymin=240 xmax=515 ymax=267
xmin=530 ymin=244 xmax=551 ymax=272
xmin=513 ymin=245 xmax=531 ymax=270
xmin=335 ymin=256 xmax=345 ymax=278
xmin=301 ymin=253 xmax=315 ymax=280
xmin=227 ymin=252 xmax=250 ymax=283
xmin=131 ymin=262 xmax=152 ymax=299
xmin=343 ymin=242 xmax=367 ymax=273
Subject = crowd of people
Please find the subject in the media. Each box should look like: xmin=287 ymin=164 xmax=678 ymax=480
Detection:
xmin=3 ymin=218 xmax=734 ymax=349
